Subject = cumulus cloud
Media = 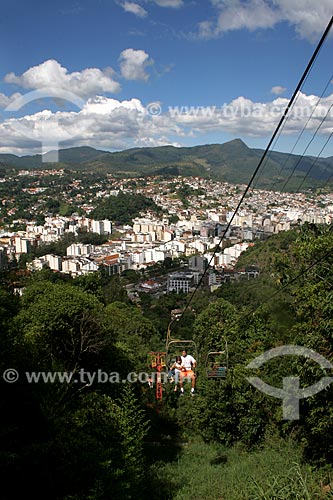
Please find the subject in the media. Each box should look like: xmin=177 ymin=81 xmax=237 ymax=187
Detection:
xmin=167 ymin=92 xmax=333 ymax=137
xmin=0 ymin=91 xmax=332 ymax=156
xmin=0 ymin=95 xmax=183 ymax=155
xmin=198 ymin=0 xmax=333 ymax=41
xmin=119 ymin=48 xmax=153 ymax=81
xmin=122 ymin=1 xmax=147 ymax=17
xmin=271 ymin=86 xmax=287 ymax=95
xmin=4 ymin=60 xmax=120 ymax=97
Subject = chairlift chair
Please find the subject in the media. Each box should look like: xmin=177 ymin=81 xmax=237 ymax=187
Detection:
xmin=205 ymin=347 xmax=228 ymax=379
xmin=166 ymin=339 xmax=197 ymax=367
xmin=165 ymin=309 xmax=198 ymax=375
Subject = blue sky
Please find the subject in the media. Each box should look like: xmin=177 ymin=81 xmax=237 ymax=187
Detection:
xmin=0 ymin=0 xmax=332 ymax=157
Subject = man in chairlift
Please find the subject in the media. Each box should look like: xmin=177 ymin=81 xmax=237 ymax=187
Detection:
xmin=179 ymin=349 xmax=196 ymax=396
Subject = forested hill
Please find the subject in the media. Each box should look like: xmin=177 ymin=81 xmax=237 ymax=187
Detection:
xmin=0 ymin=223 xmax=332 ymax=499
xmin=1 ymin=139 xmax=333 ymax=189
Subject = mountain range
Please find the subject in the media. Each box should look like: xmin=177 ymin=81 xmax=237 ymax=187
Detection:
xmin=1 ymin=139 xmax=332 ymax=190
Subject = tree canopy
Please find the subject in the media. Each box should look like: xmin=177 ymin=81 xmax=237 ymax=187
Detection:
xmin=0 ymin=223 xmax=332 ymax=499
xmin=90 ymin=191 xmax=162 ymax=225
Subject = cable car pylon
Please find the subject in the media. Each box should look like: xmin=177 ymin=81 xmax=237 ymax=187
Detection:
xmin=147 ymin=351 xmax=166 ymax=402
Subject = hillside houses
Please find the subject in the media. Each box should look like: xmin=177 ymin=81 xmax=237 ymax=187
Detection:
xmin=1 ymin=173 xmax=332 ymax=279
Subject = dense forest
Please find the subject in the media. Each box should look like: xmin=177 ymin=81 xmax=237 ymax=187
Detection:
xmin=90 ymin=192 xmax=162 ymax=225
xmin=0 ymin=223 xmax=332 ymax=499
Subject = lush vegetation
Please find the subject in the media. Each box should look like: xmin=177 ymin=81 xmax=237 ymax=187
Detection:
xmin=90 ymin=191 xmax=162 ymax=225
xmin=1 ymin=141 xmax=333 ymax=188
xmin=0 ymin=170 xmax=102 ymax=225
xmin=0 ymin=223 xmax=332 ymax=499
xmin=151 ymin=438 xmax=332 ymax=500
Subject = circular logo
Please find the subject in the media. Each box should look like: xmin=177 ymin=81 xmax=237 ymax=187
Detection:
xmin=3 ymin=368 xmax=19 ymax=383
xmin=246 ymin=345 xmax=333 ymax=420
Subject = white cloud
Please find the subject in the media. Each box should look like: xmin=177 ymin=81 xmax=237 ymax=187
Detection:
xmin=0 ymin=92 xmax=22 ymax=109
xmin=122 ymin=1 xmax=148 ymax=17
xmin=150 ymin=0 xmax=183 ymax=7
xmin=276 ymin=0 xmax=333 ymax=40
xmin=0 ymin=91 xmax=332 ymax=155
xmin=219 ymin=0 xmax=278 ymax=32
xmin=271 ymin=86 xmax=287 ymax=95
xmin=199 ymin=0 xmax=333 ymax=41
xmin=0 ymin=96 xmax=183 ymax=155
xmin=81 ymin=95 xmax=145 ymax=115
xmin=167 ymin=92 xmax=333 ymax=137
xmin=119 ymin=48 xmax=153 ymax=81
xmin=4 ymin=60 xmax=121 ymax=97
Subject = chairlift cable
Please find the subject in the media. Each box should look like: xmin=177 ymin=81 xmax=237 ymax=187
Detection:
xmin=253 ymin=70 xmax=333 ymax=192
xmin=296 ymin=131 xmax=333 ymax=191
xmin=279 ymin=102 xmax=333 ymax=192
xmin=175 ymin=15 xmax=333 ymax=330
xmin=249 ymin=228 xmax=333 ymax=316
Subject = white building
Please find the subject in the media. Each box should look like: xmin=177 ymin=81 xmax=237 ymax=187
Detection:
xmin=132 ymin=251 xmax=144 ymax=266
xmin=167 ymin=272 xmax=195 ymax=293
xmin=162 ymin=240 xmax=186 ymax=254
xmin=81 ymin=261 xmax=99 ymax=274
xmin=28 ymin=258 xmax=47 ymax=271
xmin=189 ymin=240 xmax=207 ymax=254
xmin=15 ymin=236 xmax=37 ymax=255
xmin=206 ymin=252 xmax=232 ymax=267
xmin=61 ymin=258 xmax=82 ymax=275
xmin=44 ymin=254 xmax=62 ymax=272
xmin=91 ymin=219 xmax=112 ymax=235
xmin=224 ymin=242 xmax=249 ymax=259
xmin=66 ymin=243 xmax=93 ymax=257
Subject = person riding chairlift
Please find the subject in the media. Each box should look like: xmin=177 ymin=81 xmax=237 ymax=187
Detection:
xmin=168 ymin=355 xmax=183 ymax=392
xmin=180 ymin=349 xmax=196 ymax=396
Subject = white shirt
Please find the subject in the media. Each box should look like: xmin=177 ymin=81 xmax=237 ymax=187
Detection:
xmin=173 ymin=361 xmax=182 ymax=373
xmin=181 ymin=354 xmax=196 ymax=370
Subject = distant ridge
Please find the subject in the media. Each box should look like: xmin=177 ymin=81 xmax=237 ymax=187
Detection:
xmin=1 ymin=139 xmax=332 ymax=190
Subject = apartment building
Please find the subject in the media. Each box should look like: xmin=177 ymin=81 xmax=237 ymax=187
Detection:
xmin=167 ymin=272 xmax=195 ymax=294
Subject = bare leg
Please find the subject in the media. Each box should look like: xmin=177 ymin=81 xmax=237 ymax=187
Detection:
xmin=191 ymin=375 xmax=195 ymax=389
xmin=179 ymin=374 xmax=184 ymax=393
